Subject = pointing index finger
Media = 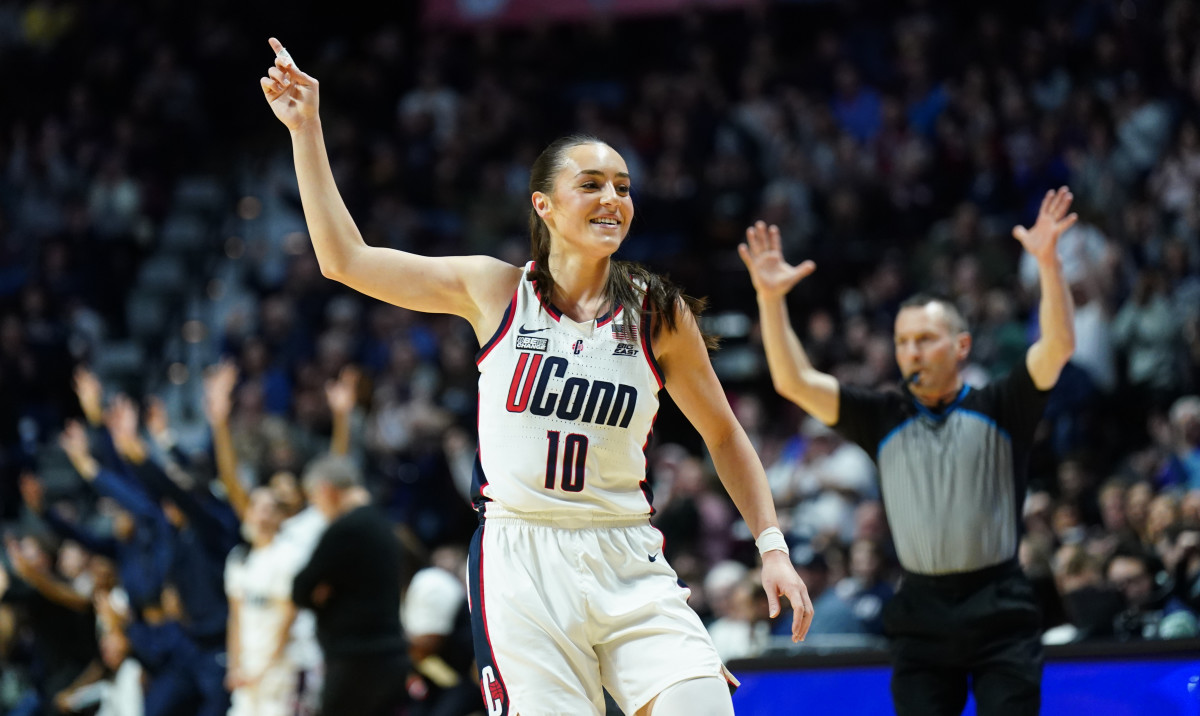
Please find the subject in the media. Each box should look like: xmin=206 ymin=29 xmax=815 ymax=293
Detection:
xmin=268 ymin=37 xmax=293 ymax=67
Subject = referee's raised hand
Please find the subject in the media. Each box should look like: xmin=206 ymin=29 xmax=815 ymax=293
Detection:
xmin=1012 ymin=186 xmax=1078 ymax=264
xmin=261 ymin=37 xmax=319 ymax=132
xmin=739 ymin=220 xmax=816 ymax=300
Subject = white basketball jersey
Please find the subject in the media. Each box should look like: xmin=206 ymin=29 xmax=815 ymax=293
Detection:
xmin=474 ymin=263 xmax=663 ymax=518
xmin=225 ymin=539 xmax=302 ymax=673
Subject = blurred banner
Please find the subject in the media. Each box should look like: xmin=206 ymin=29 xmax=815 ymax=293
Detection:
xmin=423 ymin=0 xmax=754 ymax=28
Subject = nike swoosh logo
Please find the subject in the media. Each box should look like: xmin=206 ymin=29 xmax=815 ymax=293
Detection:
xmin=518 ymin=325 xmax=549 ymax=335
xmin=648 ymin=553 xmax=658 ymax=562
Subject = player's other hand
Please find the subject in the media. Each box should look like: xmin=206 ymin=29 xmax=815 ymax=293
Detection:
xmin=760 ymin=550 xmax=814 ymax=643
xmin=261 ymin=37 xmax=319 ymax=132
xmin=738 ymin=221 xmax=816 ymax=300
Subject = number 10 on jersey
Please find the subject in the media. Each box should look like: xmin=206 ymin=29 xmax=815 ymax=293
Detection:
xmin=545 ymin=430 xmax=588 ymax=492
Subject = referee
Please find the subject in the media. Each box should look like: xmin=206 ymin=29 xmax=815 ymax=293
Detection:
xmin=741 ymin=187 xmax=1079 ymax=716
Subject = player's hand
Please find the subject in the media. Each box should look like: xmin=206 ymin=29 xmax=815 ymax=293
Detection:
xmin=262 ymin=38 xmax=319 ymax=132
xmin=760 ymin=550 xmax=814 ymax=643
xmin=1012 ymin=186 xmax=1077 ymax=265
xmin=738 ymin=221 xmax=816 ymax=300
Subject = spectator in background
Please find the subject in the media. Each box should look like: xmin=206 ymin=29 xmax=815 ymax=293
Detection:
xmin=1106 ymin=551 xmax=1198 ymax=640
xmin=766 ymin=416 xmax=876 ymax=546
xmin=224 ymin=488 xmax=297 ymax=716
xmin=1168 ymin=396 xmax=1200 ymax=489
xmin=1112 ymin=269 xmax=1185 ymax=417
xmin=401 ymin=545 xmax=482 ymax=716
xmin=808 ymin=539 xmax=894 ymax=641
xmin=1 ymin=534 xmax=98 ymax=716
xmin=293 ymin=455 xmax=408 ymax=716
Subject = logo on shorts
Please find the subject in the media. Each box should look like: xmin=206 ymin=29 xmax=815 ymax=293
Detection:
xmin=648 ymin=553 xmax=658 ymax=562
xmin=515 ymin=335 xmax=548 ymax=352
xmin=481 ymin=666 xmax=505 ymax=716
xmin=613 ymin=343 xmax=639 ymax=357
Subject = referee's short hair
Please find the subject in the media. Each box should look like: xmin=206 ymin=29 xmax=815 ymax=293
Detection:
xmin=302 ymin=453 xmax=362 ymax=493
xmin=899 ymin=292 xmax=968 ymax=334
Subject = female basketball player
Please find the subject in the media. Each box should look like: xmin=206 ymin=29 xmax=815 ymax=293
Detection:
xmin=260 ymin=38 xmax=812 ymax=716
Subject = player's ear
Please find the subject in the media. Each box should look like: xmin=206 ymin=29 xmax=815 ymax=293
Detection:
xmin=532 ymin=191 xmax=552 ymax=220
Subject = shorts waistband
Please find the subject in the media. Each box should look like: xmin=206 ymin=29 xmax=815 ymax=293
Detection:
xmin=481 ymin=504 xmax=651 ymax=529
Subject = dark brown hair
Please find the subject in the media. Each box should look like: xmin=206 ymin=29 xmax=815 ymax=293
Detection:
xmin=527 ymin=135 xmax=715 ymax=349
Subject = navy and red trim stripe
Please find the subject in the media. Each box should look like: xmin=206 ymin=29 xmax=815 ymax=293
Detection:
xmin=639 ymin=297 xmax=664 ymax=388
xmin=476 ymin=287 xmax=519 ymax=365
xmin=596 ymin=304 xmax=622 ymax=328
xmin=468 ymin=526 xmax=510 ymax=715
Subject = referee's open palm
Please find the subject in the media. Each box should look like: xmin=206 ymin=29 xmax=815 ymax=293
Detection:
xmin=1013 ymin=186 xmax=1078 ymax=263
xmin=739 ymin=221 xmax=816 ymax=300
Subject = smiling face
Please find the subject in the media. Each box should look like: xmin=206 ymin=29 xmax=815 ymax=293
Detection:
xmin=533 ymin=142 xmax=633 ymax=260
xmin=893 ymin=301 xmax=971 ymax=404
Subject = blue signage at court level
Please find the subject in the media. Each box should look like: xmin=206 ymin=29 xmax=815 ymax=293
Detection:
xmin=732 ymin=660 xmax=1200 ymax=715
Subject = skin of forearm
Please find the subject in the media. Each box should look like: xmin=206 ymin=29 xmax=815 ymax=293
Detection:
xmin=290 ymin=122 xmax=367 ymax=279
xmin=1036 ymin=257 xmax=1076 ymax=359
xmin=211 ymin=420 xmax=248 ymax=518
xmin=330 ymin=411 xmax=351 ymax=456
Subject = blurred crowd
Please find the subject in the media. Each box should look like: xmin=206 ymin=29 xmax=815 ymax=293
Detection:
xmin=2 ymin=0 xmax=1200 ymax=713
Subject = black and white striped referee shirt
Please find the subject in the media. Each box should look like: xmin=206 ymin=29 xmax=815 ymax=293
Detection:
xmin=833 ymin=364 xmax=1050 ymax=576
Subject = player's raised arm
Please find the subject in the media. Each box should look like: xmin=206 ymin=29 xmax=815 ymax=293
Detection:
xmin=739 ymin=221 xmax=840 ymax=425
xmin=260 ymin=38 xmax=520 ymax=340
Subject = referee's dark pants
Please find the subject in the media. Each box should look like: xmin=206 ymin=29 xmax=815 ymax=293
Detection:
xmin=882 ymin=559 xmax=1042 ymax=716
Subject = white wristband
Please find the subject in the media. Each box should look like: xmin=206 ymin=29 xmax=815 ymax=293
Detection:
xmin=755 ymin=526 xmax=789 ymax=556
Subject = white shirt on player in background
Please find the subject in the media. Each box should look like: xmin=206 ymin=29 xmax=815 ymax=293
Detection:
xmin=274 ymin=505 xmax=328 ymax=672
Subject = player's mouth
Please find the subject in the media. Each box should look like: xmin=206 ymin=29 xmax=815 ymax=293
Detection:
xmin=590 ymin=215 xmax=622 ymax=228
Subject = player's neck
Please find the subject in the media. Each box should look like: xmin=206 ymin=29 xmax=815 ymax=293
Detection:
xmin=546 ymin=253 xmax=612 ymax=322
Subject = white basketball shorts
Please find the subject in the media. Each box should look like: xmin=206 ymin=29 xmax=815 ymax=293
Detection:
xmin=467 ymin=507 xmax=732 ymax=716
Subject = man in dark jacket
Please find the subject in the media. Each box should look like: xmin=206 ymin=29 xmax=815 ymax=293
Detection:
xmin=293 ymin=454 xmax=408 ymax=716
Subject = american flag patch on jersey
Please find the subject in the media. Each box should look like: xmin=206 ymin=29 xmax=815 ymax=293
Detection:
xmin=611 ymin=322 xmax=638 ymax=341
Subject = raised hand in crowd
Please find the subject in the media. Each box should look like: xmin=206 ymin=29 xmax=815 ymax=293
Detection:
xmin=59 ymin=421 xmax=100 ymax=481
xmin=72 ymin=366 xmax=104 ymax=427
xmin=203 ymin=359 xmax=239 ymax=428
xmin=205 ymin=359 xmax=248 ymax=518
xmin=325 ymin=365 xmax=360 ymax=418
xmin=326 ymin=364 xmax=360 ymax=457
xmin=144 ymin=395 xmax=173 ymax=451
xmin=104 ymin=395 xmax=147 ymax=465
